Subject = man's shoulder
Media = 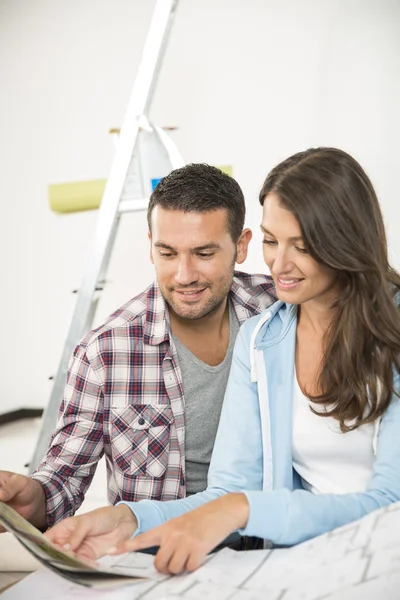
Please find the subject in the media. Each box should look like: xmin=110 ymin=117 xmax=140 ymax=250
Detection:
xmin=233 ymin=270 xmax=275 ymax=295
xmin=230 ymin=271 xmax=276 ymax=319
xmin=79 ymin=282 xmax=163 ymax=351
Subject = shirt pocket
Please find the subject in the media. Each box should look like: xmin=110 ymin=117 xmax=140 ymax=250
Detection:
xmin=110 ymin=404 xmax=174 ymax=478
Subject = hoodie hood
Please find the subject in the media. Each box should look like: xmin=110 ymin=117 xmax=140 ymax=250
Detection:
xmin=250 ymin=301 xmax=297 ymax=382
xmin=256 ymin=302 xmax=298 ymax=348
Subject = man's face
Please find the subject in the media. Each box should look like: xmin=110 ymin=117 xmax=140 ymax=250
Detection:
xmin=149 ymin=207 xmax=250 ymax=321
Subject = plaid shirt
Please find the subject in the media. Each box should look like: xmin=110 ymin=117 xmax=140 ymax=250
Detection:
xmin=32 ymin=271 xmax=276 ymax=526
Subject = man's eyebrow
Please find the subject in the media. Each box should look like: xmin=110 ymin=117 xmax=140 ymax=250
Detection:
xmin=153 ymin=242 xmax=222 ymax=251
xmin=192 ymin=243 xmax=222 ymax=251
xmin=154 ymin=242 xmax=176 ymax=251
xmin=260 ymin=225 xmax=303 ymax=242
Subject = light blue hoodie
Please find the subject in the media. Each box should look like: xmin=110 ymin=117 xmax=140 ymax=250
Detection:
xmin=123 ymin=301 xmax=400 ymax=546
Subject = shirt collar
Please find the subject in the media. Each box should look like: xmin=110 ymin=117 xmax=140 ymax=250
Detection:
xmin=143 ymin=272 xmax=272 ymax=345
xmin=143 ymin=282 xmax=171 ymax=346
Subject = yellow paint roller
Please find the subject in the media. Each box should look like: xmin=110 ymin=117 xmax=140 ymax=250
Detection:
xmin=48 ymin=179 xmax=107 ymax=213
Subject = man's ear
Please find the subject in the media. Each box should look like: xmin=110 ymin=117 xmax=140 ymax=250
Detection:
xmin=148 ymin=231 xmax=154 ymax=264
xmin=235 ymin=228 xmax=252 ymax=264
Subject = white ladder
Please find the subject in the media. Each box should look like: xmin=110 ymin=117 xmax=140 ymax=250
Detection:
xmin=30 ymin=0 xmax=183 ymax=472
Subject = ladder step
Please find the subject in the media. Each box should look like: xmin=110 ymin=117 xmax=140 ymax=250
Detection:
xmin=72 ymin=285 xmax=104 ymax=294
xmin=118 ymin=197 xmax=149 ymax=214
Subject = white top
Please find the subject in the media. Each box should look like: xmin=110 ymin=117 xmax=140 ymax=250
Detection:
xmin=292 ymin=373 xmax=375 ymax=494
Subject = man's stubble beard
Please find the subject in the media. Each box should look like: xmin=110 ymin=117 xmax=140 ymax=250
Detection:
xmin=160 ymin=256 xmax=236 ymax=321
xmin=165 ymin=281 xmax=232 ymax=320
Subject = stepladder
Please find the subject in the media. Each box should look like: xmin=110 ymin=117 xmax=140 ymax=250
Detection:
xmin=29 ymin=0 xmax=183 ymax=472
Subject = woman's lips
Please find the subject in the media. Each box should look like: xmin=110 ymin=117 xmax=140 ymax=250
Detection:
xmin=276 ymin=277 xmax=304 ymax=290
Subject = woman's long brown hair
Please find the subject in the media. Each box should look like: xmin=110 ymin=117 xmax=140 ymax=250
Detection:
xmin=259 ymin=147 xmax=400 ymax=431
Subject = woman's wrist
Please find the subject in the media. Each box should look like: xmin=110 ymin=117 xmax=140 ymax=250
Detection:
xmin=116 ymin=503 xmax=138 ymax=537
xmin=220 ymin=492 xmax=250 ymax=530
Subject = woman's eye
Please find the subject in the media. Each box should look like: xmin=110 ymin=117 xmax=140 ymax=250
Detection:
xmin=262 ymin=239 xmax=277 ymax=246
xmin=295 ymin=246 xmax=308 ymax=254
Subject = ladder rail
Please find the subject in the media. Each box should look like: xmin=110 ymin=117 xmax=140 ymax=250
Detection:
xmin=29 ymin=0 xmax=180 ymax=472
xmin=153 ymin=123 xmax=185 ymax=170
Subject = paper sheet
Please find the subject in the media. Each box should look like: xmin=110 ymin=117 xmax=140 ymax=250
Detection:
xmin=0 ymin=502 xmax=166 ymax=588
xmin=3 ymin=501 xmax=400 ymax=599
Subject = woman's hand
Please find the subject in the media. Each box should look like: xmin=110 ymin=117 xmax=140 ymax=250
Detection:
xmin=111 ymin=493 xmax=250 ymax=574
xmin=44 ymin=504 xmax=138 ymax=560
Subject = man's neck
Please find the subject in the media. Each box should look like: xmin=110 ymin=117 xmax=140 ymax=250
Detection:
xmin=169 ymin=298 xmax=229 ymax=338
xmin=169 ymin=299 xmax=231 ymax=366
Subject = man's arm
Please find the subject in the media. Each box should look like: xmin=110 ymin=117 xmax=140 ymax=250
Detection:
xmin=31 ymin=342 xmax=105 ymax=527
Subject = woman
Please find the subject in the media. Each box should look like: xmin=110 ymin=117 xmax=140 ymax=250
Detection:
xmin=46 ymin=147 xmax=400 ymax=574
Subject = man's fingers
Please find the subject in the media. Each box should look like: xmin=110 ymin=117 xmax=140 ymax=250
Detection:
xmin=0 ymin=476 xmax=24 ymax=502
xmin=0 ymin=471 xmax=12 ymax=488
xmin=112 ymin=529 xmax=161 ymax=554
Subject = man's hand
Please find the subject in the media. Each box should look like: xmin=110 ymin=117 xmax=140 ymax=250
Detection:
xmin=0 ymin=471 xmax=47 ymax=531
xmin=111 ymin=493 xmax=250 ymax=574
xmin=45 ymin=505 xmax=138 ymax=561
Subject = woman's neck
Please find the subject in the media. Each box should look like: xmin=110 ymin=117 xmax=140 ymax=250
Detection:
xmin=297 ymin=300 xmax=336 ymax=337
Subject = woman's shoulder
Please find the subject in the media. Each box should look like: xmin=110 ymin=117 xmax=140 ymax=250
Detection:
xmin=240 ymin=302 xmax=280 ymax=332
xmin=238 ymin=300 xmax=295 ymax=342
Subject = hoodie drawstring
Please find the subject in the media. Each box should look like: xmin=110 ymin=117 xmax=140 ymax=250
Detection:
xmin=250 ymin=310 xmax=272 ymax=382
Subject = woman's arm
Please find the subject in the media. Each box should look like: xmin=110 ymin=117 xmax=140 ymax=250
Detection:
xmin=117 ymin=381 xmax=400 ymax=573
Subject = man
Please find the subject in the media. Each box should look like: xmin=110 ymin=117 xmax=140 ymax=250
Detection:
xmin=0 ymin=164 xmax=275 ymax=531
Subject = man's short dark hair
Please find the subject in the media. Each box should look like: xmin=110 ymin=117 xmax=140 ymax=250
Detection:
xmin=147 ymin=163 xmax=246 ymax=242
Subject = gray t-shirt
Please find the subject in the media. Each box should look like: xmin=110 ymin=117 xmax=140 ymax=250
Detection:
xmin=171 ymin=301 xmax=240 ymax=495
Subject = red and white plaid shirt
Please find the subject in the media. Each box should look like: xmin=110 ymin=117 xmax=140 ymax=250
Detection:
xmin=32 ymin=271 xmax=276 ymax=526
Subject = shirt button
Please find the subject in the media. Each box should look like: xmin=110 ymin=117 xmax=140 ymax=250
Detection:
xmin=138 ymin=417 xmax=145 ymax=425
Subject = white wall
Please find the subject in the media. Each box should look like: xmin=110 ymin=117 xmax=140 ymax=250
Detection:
xmin=1 ymin=0 xmax=399 ymax=413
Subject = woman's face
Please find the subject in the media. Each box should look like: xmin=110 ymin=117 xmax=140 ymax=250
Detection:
xmin=261 ymin=192 xmax=338 ymax=307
